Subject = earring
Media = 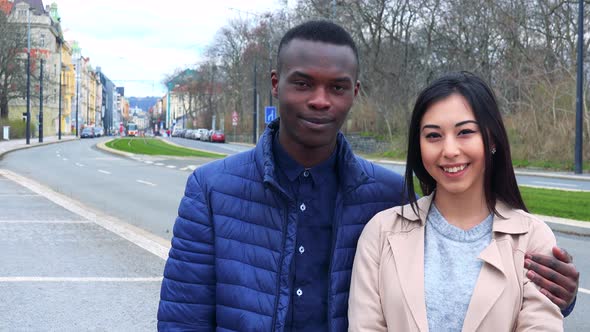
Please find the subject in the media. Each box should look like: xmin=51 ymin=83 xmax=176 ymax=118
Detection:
xmin=491 ymin=147 xmax=496 ymax=155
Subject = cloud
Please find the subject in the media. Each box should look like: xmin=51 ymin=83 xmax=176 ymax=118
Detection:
xmin=54 ymin=0 xmax=284 ymax=97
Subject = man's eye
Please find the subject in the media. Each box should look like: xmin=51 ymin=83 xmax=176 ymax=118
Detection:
xmin=333 ymin=85 xmax=345 ymax=92
xmin=294 ymin=81 xmax=309 ymax=88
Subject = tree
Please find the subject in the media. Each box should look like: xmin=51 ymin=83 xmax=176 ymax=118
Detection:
xmin=0 ymin=11 xmax=26 ymax=119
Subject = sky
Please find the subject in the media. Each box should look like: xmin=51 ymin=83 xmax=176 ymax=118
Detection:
xmin=53 ymin=0 xmax=288 ymax=98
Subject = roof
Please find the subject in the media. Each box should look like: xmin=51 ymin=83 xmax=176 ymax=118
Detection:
xmin=13 ymin=0 xmax=45 ymax=15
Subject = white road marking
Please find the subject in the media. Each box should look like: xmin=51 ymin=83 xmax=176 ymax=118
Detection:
xmin=0 ymin=220 xmax=90 ymax=224
xmin=75 ymin=163 xmax=84 ymax=167
xmin=62 ymin=158 xmax=68 ymax=161
xmin=136 ymin=180 xmax=156 ymax=186
xmin=0 ymin=277 xmax=162 ymax=282
xmin=533 ymin=181 xmax=579 ymax=188
xmin=0 ymin=169 xmax=170 ymax=260
xmin=166 ymin=165 xmax=176 ymax=169
xmin=98 ymin=170 xmax=111 ymax=175
xmin=187 ymin=165 xmax=198 ymax=170
xmin=154 ymin=162 xmax=164 ymax=166
xmin=580 ymin=287 xmax=590 ymax=295
xmin=144 ymin=161 xmax=154 ymax=164
xmin=0 ymin=194 xmax=39 ymax=197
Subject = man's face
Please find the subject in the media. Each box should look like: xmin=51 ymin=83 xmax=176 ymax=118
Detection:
xmin=272 ymin=39 xmax=360 ymax=151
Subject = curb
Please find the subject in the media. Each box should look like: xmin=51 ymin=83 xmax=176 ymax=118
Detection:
xmin=370 ymin=159 xmax=590 ymax=182
xmin=539 ymin=214 xmax=590 ymax=237
xmin=96 ymin=139 xmax=136 ymax=158
xmin=0 ymin=137 xmax=78 ymax=159
xmin=159 ymin=137 xmax=227 ymax=157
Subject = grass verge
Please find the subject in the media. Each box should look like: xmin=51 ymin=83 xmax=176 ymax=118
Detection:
xmin=105 ymin=138 xmax=225 ymax=158
xmin=413 ymin=180 xmax=590 ymax=222
xmin=519 ymin=186 xmax=590 ymax=222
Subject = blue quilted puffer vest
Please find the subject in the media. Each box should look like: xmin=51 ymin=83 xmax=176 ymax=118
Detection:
xmin=158 ymin=120 xmax=406 ymax=331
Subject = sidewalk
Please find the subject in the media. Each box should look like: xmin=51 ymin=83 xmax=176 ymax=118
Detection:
xmin=0 ymin=135 xmax=77 ymax=157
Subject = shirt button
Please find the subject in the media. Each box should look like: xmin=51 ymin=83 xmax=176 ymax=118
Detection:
xmin=300 ymin=203 xmax=306 ymax=211
xmin=299 ymin=246 xmax=305 ymax=254
xmin=303 ymin=170 xmax=310 ymax=177
xmin=296 ymin=288 xmax=303 ymax=296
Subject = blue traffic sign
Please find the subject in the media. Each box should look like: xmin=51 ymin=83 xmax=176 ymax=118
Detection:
xmin=265 ymin=106 xmax=277 ymax=124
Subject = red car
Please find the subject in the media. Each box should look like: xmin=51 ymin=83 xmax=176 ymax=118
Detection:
xmin=210 ymin=130 xmax=225 ymax=143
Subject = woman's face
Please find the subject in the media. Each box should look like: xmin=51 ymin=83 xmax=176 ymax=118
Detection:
xmin=419 ymin=94 xmax=486 ymax=199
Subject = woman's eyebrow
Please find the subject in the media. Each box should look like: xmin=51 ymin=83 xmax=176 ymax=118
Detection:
xmin=455 ymin=120 xmax=478 ymax=127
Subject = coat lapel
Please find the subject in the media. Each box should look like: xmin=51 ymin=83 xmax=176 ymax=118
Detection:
xmin=388 ymin=223 xmax=429 ymax=332
xmin=461 ymin=239 xmax=508 ymax=331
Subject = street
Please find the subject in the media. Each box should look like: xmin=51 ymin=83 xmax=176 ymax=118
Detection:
xmin=0 ymin=138 xmax=588 ymax=330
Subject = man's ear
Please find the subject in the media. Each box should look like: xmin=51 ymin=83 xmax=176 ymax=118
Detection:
xmin=354 ymin=80 xmax=360 ymax=97
xmin=271 ymin=70 xmax=279 ymax=98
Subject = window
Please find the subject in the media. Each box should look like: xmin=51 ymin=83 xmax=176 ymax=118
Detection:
xmin=40 ymin=34 xmax=45 ymax=47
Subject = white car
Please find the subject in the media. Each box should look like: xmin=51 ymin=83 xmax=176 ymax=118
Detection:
xmin=195 ymin=128 xmax=209 ymax=140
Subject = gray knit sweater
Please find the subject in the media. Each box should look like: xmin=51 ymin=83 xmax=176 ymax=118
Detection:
xmin=424 ymin=204 xmax=493 ymax=331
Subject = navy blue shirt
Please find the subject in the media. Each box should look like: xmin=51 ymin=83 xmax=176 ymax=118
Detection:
xmin=273 ymin=133 xmax=339 ymax=331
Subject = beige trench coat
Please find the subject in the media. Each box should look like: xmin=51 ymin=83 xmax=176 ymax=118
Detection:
xmin=348 ymin=194 xmax=563 ymax=332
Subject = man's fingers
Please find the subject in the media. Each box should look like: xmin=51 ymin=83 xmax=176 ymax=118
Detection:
xmin=538 ymin=286 xmax=569 ymax=310
xmin=525 ymin=258 xmax=578 ymax=293
xmin=552 ymin=246 xmax=573 ymax=263
xmin=525 ymin=253 xmax=579 ymax=280
xmin=527 ymin=270 xmax=570 ymax=310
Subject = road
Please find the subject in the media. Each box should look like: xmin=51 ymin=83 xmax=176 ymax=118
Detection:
xmin=168 ymin=137 xmax=590 ymax=191
xmin=0 ymin=138 xmax=588 ymax=330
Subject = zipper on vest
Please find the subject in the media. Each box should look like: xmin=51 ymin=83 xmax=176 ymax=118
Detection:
xmin=271 ymin=203 xmax=290 ymax=331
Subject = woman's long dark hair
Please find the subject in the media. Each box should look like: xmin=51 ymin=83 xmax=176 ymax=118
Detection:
xmin=404 ymin=71 xmax=527 ymax=216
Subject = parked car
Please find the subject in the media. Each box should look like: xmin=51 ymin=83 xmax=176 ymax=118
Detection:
xmin=94 ymin=126 xmax=104 ymax=137
xmin=172 ymin=127 xmax=184 ymax=137
xmin=201 ymin=129 xmax=214 ymax=142
xmin=195 ymin=128 xmax=209 ymax=140
xmin=210 ymin=130 xmax=225 ymax=143
xmin=81 ymin=127 xmax=94 ymax=138
xmin=184 ymin=129 xmax=196 ymax=139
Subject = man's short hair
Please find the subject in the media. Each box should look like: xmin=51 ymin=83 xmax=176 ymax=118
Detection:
xmin=277 ymin=20 xmax=360 ymax=77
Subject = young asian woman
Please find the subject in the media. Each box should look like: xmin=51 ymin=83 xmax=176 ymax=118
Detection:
xmin=348 ymin=72 xmax=563 ymax=331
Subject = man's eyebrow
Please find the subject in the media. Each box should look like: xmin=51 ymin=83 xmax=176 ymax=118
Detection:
xmin=333 ymin=77 xmax=353 ymax=84
xmin=290 ymin=71 xmax=313 ymax=79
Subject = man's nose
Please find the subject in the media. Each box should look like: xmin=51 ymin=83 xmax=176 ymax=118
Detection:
xmin=308 ymin=87 xmax=331 ymax=110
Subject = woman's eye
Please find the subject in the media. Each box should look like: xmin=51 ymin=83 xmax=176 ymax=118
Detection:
xmin=458 ymin=129 xmax=476 ymax=136
xmin=425 ymin=132 xmax=441 ymax=139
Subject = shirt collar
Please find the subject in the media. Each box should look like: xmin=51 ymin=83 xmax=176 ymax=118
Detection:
xmin=272 ymin=131 xmax=338 ymax=184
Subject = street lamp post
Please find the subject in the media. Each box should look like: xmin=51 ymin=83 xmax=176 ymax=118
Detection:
xmin=575 ymin=0 xmax=584 ymax=174
xmin=25 ymin=8 xmax=32 ymax=144
xmin=58 ymin=37 xmax=62 ymax=140
xmin=38 ymin=58 xmax=43 ymax=143
xmin=75 ymin=55 xmax=79 ymax=137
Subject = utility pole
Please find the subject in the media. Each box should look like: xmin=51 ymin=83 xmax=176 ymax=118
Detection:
xmin=253 ymin=58 xmax=257 ymax=144
xmin=58 ymin=38 xmax=62 ymax=140
xmin=575 ymin=0 xmax=584 ymax=174
xmin=269 ymin=39 xmax=273 ymax=108
xmin=75 ymin=56 xmax=79 ymax=137
xmin=38 ymin=58 xmax=43 ymax=143
xmin=25 ymin=9 xmax=31 ymax=144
